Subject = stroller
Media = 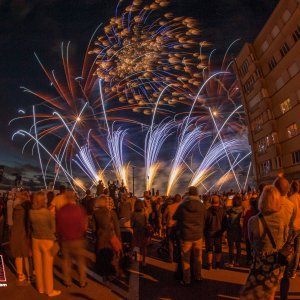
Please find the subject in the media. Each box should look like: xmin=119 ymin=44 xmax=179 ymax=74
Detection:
xmin=119 ymin=219 xmax=134 ymax=276
xmin=157 ymin=231 xmax=180 ymax=263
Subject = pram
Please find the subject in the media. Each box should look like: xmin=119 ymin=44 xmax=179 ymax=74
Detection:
xmin=157 ymin=234 xmax=180 ymax=263
xmin=119 ymin=219 xmax=134 ymax=276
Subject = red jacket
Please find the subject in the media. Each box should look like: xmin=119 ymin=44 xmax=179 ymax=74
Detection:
xmin=56 ymin=203 xmax=87 ymax=241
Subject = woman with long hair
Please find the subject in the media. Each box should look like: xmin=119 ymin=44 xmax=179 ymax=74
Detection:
xmin=241 ymin=185 xmax=286 ymax=300
xmin=10 ymin=190 xmax=31 ymax=285
xmin=29 ymin=192 xmax=61 ymax=297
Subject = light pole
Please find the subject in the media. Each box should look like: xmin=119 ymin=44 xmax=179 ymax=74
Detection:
xmin=132 ymin=166 xmax=135 ymax=196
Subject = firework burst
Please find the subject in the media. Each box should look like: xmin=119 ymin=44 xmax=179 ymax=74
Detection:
xmin=91 ymin=0 xmax=208 ymax=114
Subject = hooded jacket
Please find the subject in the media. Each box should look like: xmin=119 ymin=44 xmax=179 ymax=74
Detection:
xmin=173 ymin=195 xmax=205 ymax=241
xmin=204 ymin=205 xmax=227 ymax=238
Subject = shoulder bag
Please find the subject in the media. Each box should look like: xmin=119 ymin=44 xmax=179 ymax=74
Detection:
xmin=258 ymin=213 xmax=294 ymax=266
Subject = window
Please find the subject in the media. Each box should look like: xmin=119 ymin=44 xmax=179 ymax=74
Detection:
xmin=261 ymin=40 xmax=269 ymax=52
xmin=280 ymin=42 xmax=290 ymax=58
xmin=287 ymin=123 xmax=298 ymax=138
xmin=280 ymin=98 xmax=292 ymax=114
xmin=292 ymin=150 xmax=300 ymax=164
xmin=271 ymin=26 xmax=280 ymax=38
xmin=270 ymin=132 xmax=278 ymax=144
xmin=274 ymin=156 xmax=282 ymax=169
xmin=240 ymin=59 xmax=249 ymax=77
xmin=282 ymin=10 xmax=291 ymax=23
xmin=252 ymin=114 xmax=264 ymax=132
xmin=244 ymin=75 xmax=255 ymax=94
xmin=257 ymin=138 xmax=267 ymax=154
xmin=288 ymin=62 xmax=299 ymax=77
xmin=261 ymin=160 xmax=272 ymax=175
xmin=292 ymin=25 xmax=300 ymax=42
xmin=268 ymin=56 xmax=277 ymax=71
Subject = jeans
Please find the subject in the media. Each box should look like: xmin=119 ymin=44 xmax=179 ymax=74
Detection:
xmin=181 ymin=239 xmax=203 ymax=284
xmin=228 ymin=238 xmax=241 ymax=263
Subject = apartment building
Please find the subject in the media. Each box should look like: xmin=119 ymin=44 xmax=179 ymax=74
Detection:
xmin=235 ymin=0 xmax=300 ymax=184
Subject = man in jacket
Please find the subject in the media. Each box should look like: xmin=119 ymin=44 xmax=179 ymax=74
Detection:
xmin=56 ymin=190 xmax=88 ymax=288
xmin=173 ymin=186 xmax=205 ymax=286
xmin=204 ymin=195 xmax=227 ymax=270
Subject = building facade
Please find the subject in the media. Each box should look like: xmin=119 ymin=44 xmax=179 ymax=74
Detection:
xmin=235 ymin=0 xmax=300 ymax=184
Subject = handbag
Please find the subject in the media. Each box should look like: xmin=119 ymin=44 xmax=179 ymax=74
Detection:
xmin=258 ymin=213 xmax=294 ymax=266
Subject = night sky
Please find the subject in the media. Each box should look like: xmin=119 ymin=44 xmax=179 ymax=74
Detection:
xmin=0 ymin=0 xmax=279 ymax=189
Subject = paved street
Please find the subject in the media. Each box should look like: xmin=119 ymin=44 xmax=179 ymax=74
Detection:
xmin=1 ymin=239 xmax=300 ymax=299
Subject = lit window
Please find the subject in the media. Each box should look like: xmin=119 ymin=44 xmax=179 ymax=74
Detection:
xmin=271 ymin=132 xmax=278 ymax=144
xmin=252 ymin=114 xmax=264 ymax=132
xmin=292 ymin=150 xmax=300 ymax=165
xmin=261 ymin=160 xmax=272 ymax=175
xmin=257 ymin=138 xmax=267 ymax=154
xmin=280 ymin=42 xmax=290 ymax=58
xmin=268 ymin=56 xmax=277 ymax=71
xmin=280 ymin=98 xmax=292 ymax=114
xmin=287 ymin=123 xmax=298 ymax=138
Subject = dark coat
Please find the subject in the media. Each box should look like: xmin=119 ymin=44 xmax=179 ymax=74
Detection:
xmin=204 ymin=206 xmax=227 ymax=238
xmin=92 ymin=207 xmax=120 ymax=250
xmin=10 ymin=201 xmax=31 ymax=258
xmin=173 ymin=195 xmax=206 ymax=241
xmin=226 ymin=206 xmax=243 ymax=242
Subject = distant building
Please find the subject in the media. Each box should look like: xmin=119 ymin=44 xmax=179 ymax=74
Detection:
xmin=235 ymin=0 xmax=300 ymax=184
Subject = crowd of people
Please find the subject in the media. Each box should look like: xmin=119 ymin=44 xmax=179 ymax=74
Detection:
xmin=0 ymin=175 xmax=299 ymax=300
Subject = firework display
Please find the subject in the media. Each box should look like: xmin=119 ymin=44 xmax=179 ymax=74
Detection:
xmin=11 ymin=0 xmax=252 ymax=195
xmin=91 ymin=0 xmax=207 ymax=114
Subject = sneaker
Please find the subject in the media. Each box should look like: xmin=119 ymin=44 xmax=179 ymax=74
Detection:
xmin=48 ymin=290 xmax=61 ymax=297
xmin=290 ymin=271 xmax=297 ymax=279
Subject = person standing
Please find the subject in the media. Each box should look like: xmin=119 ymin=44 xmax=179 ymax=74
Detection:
xmin=0 ymin=196 xmax=4 ymax=249
xmin=240 ymin=185 xmax=287 ymax=300
xmin=204 ymin=195 xmax=227 ymax=270
xmin=49 ymin=185 xmax=67 ymax=212
xmin=131 ymin=199 xmax=149 ymax=267
xmin=226 ymin=195 xmax=243 ymax=267
xmin=289 ymin=180 xmax=300 ymax=278
xmin=56 ymin=191 xmax=88 ymax=288
xmin=173 ymin=186 xmax=206 ymax=286
xmin=29 ymin=192 xmax=61 ymax=297
xmin=81 ymin=189 xmax=95 ymax=216
xmin=92 ymin=195 xmax=121 ymax=279
xmin=163 ymin=194 xmax=182 ymax=263
xmin=10 ymin=191 xmax=31 ymax=285
xmin=273 ymin=177 xmax=295 ymax=300
xmin=243 ymin=197 xmax=258 ymax=265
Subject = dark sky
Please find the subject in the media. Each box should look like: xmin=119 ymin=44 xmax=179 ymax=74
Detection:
xmin=0 ymin=0 xmax=278 ymax=185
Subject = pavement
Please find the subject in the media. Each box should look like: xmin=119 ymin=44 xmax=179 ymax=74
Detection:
xmin=1 ymin=239 xmax=300 ymax=300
